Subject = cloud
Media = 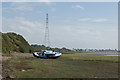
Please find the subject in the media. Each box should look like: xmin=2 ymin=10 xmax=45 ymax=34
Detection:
xmin=2 ymin=17 xmax=117 ymax=49
xmin=50 ymin=25 xmax=117 ymax=49
xmin=11 ymin=3 xmax=33 ymax=11
xmin=37 ymin=11 xmax=43 ymax=14
xmin=36 ymin=0 xmax=50 ymax=2
xmin=79 ymin=18 xmax=109 ymax=22
xmin=2 ymin=2 xmax=35 ymax=17
xmin=2 ymin=3 xmax=34 ymax=15
xmin=51 ymin=8 xmax=56 ymax=12
xmin=13 ymin=5 xmax=33 ymax=11
xmin=3 ymin=0 xmax=50 ymax=2
xmin=72 ymin=5 xmax=84 ymax=10
xmin=79 ymin=18 xmax=91 ymax=21
xmin=93 ymin=18 xmax=108 ymax=22
xmin=3 ymin=17 xmax=44 ymax=32
xmin=3 ymin=17 xmax=45 ymax=44
xmin=3 ymin=2 xmax=55 ymax=14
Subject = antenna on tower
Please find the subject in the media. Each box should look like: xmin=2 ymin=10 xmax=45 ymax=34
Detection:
xmin=44 ymin=13 xmax=50 ymax=48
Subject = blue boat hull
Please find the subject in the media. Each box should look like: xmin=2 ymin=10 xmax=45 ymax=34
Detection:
xmin=33 ymin=52 xmax=61 ymax=59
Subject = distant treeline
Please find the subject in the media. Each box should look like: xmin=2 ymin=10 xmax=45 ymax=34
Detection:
xmin=31 ymin=44 xmax=74 ymax=53
xmin=73 ymin=48 xmax=118 ymax=52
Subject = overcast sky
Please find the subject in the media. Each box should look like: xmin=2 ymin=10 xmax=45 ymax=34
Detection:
xmin=2 ymin=2 xmax=118 ymax=49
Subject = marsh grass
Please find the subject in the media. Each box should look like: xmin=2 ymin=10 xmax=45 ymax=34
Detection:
xmin=2 ymin=53 xmax=119 ymax=78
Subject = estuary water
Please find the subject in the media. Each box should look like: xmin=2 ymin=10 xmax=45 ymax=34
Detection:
xmin=75 ymin=52 xmax=119 ymax=56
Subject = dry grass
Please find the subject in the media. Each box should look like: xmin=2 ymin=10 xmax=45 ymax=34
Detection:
xmin=2 ymin=53 xmax=119 ymax=78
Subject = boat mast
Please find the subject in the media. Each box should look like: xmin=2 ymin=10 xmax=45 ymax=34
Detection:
xmin=44 ymin=13 xmax=50 ymax=48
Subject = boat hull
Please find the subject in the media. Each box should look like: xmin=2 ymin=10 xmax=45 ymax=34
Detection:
xmin=33 ymin=52 xmax=61 ymax=59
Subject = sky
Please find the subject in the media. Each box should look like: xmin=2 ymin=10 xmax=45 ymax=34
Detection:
xmin=2 ymin=2 xmax=118 ymax=49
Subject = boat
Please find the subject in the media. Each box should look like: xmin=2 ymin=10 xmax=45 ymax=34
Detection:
xmin=33 ymin=50 xmax=62 ymax=59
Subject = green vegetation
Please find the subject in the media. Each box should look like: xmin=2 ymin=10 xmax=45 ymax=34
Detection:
xmin=2 ymin=32 xmax=34 ymax=54
xmin=31 ymin=44 xmax=75 ymax=53
xmin=2 ymin=53 xmax=118 ymax=78
xmin=2 ymin=32 xmax=119 ymax=79
xmin=2 ymin=32 xmax=75 ymax=54
xmin=2 ymin=32 xmax=118 ymax=55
